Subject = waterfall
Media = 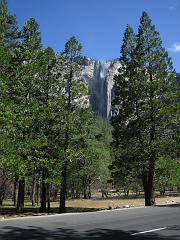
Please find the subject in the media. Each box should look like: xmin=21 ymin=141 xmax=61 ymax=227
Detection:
xmin=83 ymin=59 xmax=121 ymax=118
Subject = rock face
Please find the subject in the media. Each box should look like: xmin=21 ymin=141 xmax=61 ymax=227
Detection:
xmin=82 ymin=59 xmax=121 ymax=118
xmin=83 ymin=59 xmax=180 ymax=119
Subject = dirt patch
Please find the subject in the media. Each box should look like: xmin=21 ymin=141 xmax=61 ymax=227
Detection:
xmin=66 ymin=195 xmax=180 ymax=209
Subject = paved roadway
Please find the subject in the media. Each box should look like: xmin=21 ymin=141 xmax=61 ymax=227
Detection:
xmin=0 ymin=204 xmax=180 ymax=239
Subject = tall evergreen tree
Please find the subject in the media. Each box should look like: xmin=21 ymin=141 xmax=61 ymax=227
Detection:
xmin=36 ymin=47 xmax=57 ymax=212
xmin=111 ymin=25 xmax=139 ymax=192
xmin=0 ymin=0 xmax=18 ymax=45
xmin=55 ymin=36 xmax=89 ymax=213
xmin=0 ymin=0 xmax=20 ymax=207
xmin=133 ymin=11 xmax=176 ymax=206
xmin=111 ymin=24 xmax=136 ymax=145
xmin=9 ymin=17 xmax=43 ymax=212
xmin=111 ymin=12 xmax=177 ymax=206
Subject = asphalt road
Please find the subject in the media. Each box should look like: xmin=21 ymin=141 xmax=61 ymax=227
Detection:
xmin=0 ymin=204 xmax=180 ymax=240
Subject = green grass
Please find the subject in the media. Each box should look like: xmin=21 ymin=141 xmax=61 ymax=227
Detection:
xmin=0 ymin=199 xmax=40 ymax=208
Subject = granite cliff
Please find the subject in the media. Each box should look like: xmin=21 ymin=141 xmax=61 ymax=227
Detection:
xmin=82 ymin=59 xmax=121 ymax=118
xmin=83 ymin=59 xmax=179 ymax=119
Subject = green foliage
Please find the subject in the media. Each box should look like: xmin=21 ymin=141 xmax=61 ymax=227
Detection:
xmin=111 ymin=12 xmax=178 ymax=202
xmin=67 ymin=115 xmax=112 ymax=197
xmin=0 ymin=0 xmax=18 ymax=45
xmin=0 ymin=0 xmax=20 ymax=176
xmin=1 ymin=2 xmax=110 ymax=208
xmin=155 ymin=157 xmax=180 ymax=191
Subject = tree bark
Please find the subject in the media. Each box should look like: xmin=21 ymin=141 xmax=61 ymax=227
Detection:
xmin=16 ymin=178 xmax=25 ymax=213
xmin=36 ymin=179 xmax=40 ymax=205
xmin=59 ymin=55 xmax=73 ymax=213
xmin=31 ymin=181 xmax=36 ymax=206
xmin=31 ymin=169 xmax=36 ymax=206
xmin=59 ymin=161 xmax=68 ymax=213
xmin=0 ymin=185 xmax=5 ymax=206
xmin=82 ymin=176 xmax=88 ymax=199
xmin=0 ymin=169 xmax=6 ymax=206
xmin=47 ymin=182 xmax=50 ymax=213
xmin=143 ymin=163 xmax=155 ymax=206
xmin=13 ymin=176 xmax=18 ymax=206
xmin=143 ymin=69 xmax=156 ymax=206
xmin=88 ymin=178 xmax=91 ymax=199
xmin=0 ymin=188 xmax=5 ymax=206
xmin=40 ymin=168 xmax=47 ymax=213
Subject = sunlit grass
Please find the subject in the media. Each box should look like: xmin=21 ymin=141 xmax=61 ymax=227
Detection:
xmin=1 ymin=195 xmax=180 ymax=211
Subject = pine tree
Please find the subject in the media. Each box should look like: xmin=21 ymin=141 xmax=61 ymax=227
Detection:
xmin=55 ymin=36 xmax=89 ymax=213
xmin=36 ymin=47 xmax=57 ymax=212
xmin=133 ymin=11 xmax=176 ymax=206
xmin=0 ymin=0 xmax=20 ymax=207
xmin=111 ymin=24 xmax=136 ymax=143
xmin=0 ymin=0 xmax=18 ymax=45
xmin=9 ymin=17 xmax=43 ymax=213
xmin=111 ymin=12 xmax=177 ymax=206
xmin=111 ymin=25 xmax=139 ymax=193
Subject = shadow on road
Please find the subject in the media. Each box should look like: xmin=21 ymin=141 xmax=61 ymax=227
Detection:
xmin=0 ymin=207 xmax=102 ymax=216
xmin=0 ymin=226 xmax=179 ymax=240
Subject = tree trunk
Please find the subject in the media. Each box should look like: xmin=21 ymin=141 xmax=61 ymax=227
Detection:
xmin=0 ymin=170 xmax=6 ymax=206
xmin=71 ymin=188 xmax=75 ymax=199
xmin=13 ymin=176 xmax=18 ymax=206
xmin=144 ymin=182 xmax=155 ymax=206
xmin=31 ymin=181 xmax=36 ymax=206
xmin=36 ymin=179 xmax=40 ymax=205
xmin=31 ymin=171 xmax=36 ymax=206
xmin=82 ymin=175 xmax=88 ymax=199
xmin=0 ymin=186 xmax=5 ymax=206
xmin=47 ymin=183 xmax=50 ymax=213
xmin=0 ymin=185 xmax=5 ymax=206
xmin=88 ymin=177 xmax=91 ymax=199
xmin=59 ymin=64 xmax=72 ymax=213
xmin=59 ymin=161 xmax=68 ymax=213
xmin=124 ymin=188 xmax=126 ymax=197
xmin=83 ymin=182 xmax=88 ymax=199
xmin=52 ymin=186 xmax=58 ymax=201
xmin=160 ymin=187 xmax=165 ymax=196
xmin=124 ymin=188 xmax=129 ymax=197
xmin=143 ymin=165 xmax=155 ymax=206
xmin=83 ymin=190 xmax=88 ymax=199
xmin=40 ymin=168 xmax=47 ymax=213
xmin=16 ymin=178 xmax=25 ymax=213
xmin=144 ymin=70 xmax=156 ymax=206
xmin=71 ymin=182 xmax=75 ymax=199
xmin=101 ymin=189 xmax=108 ymax=198
xmin=75 ymin=190 xmax=80 ymax=199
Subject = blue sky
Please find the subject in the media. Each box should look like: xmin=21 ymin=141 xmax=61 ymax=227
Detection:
xmin=7 ymin=0 xmax=180 ymax=72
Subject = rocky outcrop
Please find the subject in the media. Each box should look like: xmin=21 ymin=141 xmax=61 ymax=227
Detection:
xmin=83 ymin=59 xmax=179 ymax=119
xmin=82 ymin=59 xmax=121 ymax=118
